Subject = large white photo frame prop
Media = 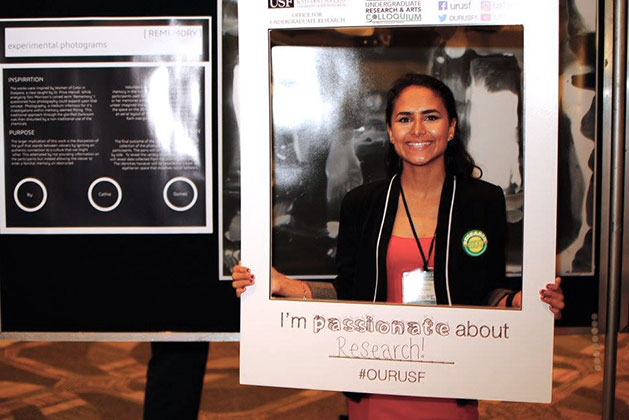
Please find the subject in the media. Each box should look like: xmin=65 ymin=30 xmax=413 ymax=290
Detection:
xmin=239 ymin=1 xmax=557 ymax=403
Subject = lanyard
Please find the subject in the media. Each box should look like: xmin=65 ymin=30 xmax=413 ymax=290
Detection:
xmin=400 ymin=185 xmax=436 ymax=272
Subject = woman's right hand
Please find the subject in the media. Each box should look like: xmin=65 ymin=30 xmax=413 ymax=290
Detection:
xmin=231 ymin=262 xmax=308 ymax=299
xmin=231 ymin=262 xmax=254 ymax=298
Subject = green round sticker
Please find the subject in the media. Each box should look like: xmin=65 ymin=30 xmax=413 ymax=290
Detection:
xmin=462 ymin=230 xmax=488 ymax=256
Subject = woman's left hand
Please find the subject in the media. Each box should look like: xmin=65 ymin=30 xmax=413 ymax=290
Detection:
xmin=540 ymin=277 xmax=564 ymax=320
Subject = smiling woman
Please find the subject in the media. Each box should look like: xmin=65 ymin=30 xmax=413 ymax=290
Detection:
xmin=386 ymin=85 xmax=456 ymax=171
xmin=332 ymin=73 xmax=515 ymax=308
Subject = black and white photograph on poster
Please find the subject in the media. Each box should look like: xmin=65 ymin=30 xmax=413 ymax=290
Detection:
xmin=0 ymin=18 xmax=213 ymax=234
xmin=270 ymin=25 xmax=524 ymax=278
xmin=239 ymin=0 xmax=559 ymax=403
xmin=556 ymin=0 xmax=597 ymax=275
xmin=220 ymin=0 xmax=242 ymax=277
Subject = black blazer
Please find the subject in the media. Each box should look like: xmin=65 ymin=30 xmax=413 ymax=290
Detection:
xmin=334 ymin=174 xmax=507 ymax=306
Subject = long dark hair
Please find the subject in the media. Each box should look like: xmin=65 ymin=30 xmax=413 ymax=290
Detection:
xmin=385 ymin=73 xmax=480 ymax=179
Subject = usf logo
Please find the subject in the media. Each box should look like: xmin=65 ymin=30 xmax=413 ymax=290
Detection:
xmin=268 ymin=0 xmax=295 ymax=8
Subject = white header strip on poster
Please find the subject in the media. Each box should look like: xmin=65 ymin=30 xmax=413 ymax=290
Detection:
xmin=5 ymin=26 xmax=204 ymax=58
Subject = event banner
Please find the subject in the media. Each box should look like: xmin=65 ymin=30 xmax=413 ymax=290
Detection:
xmin=0 ymin=18 xmax=212 ymax=233
xmin=239 ymin=1 xmax=558 ymax=403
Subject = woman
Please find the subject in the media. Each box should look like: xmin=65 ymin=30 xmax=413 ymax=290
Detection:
xmin=233 ymin=73 xmax=564 ymax=418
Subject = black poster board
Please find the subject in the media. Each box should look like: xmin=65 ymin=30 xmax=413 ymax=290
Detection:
xmin=0 ymin=1 xmax=240 ymax=338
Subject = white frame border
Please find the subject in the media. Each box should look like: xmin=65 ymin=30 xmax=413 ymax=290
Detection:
xmin=239 ymin=1 xmax=558 ymax=403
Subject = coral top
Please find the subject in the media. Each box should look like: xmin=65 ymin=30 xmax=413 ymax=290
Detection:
xmin=386 ymin=235 xmax=435 ymax=304
xmin=346 ymin=235 xmax=478 ymax=420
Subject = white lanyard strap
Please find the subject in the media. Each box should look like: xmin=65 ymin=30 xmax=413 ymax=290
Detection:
xmin=444 ymin=177 xmax=457 ymax=306
xmin=373 ymin=175 xmax=397 ymax=302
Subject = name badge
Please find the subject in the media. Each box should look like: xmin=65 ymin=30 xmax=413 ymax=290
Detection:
xmin=402 ymin=267 xmax=436 ymax=305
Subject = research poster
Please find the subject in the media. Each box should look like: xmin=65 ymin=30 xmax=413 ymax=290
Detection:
xmin=1 ymin=18 xmax=212 ymax=233
xmin=239 ymin=1 xmax=558 ymax=403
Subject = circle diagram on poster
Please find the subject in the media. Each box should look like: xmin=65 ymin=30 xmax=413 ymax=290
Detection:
xmin=163 ymin=177 xmax=198 ymax=212
xmin=88 ymin=177 xmax=122 ymax=212
xmin=14 ymin=177 xmax=47 ymax=212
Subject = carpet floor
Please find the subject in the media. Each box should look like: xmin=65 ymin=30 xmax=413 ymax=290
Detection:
xmin=0 ymin=333 xmax=627 ymax=419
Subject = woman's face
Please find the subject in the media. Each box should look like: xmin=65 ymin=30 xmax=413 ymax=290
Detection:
xmin=386 ymin=85 xmax=456 ymax=170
